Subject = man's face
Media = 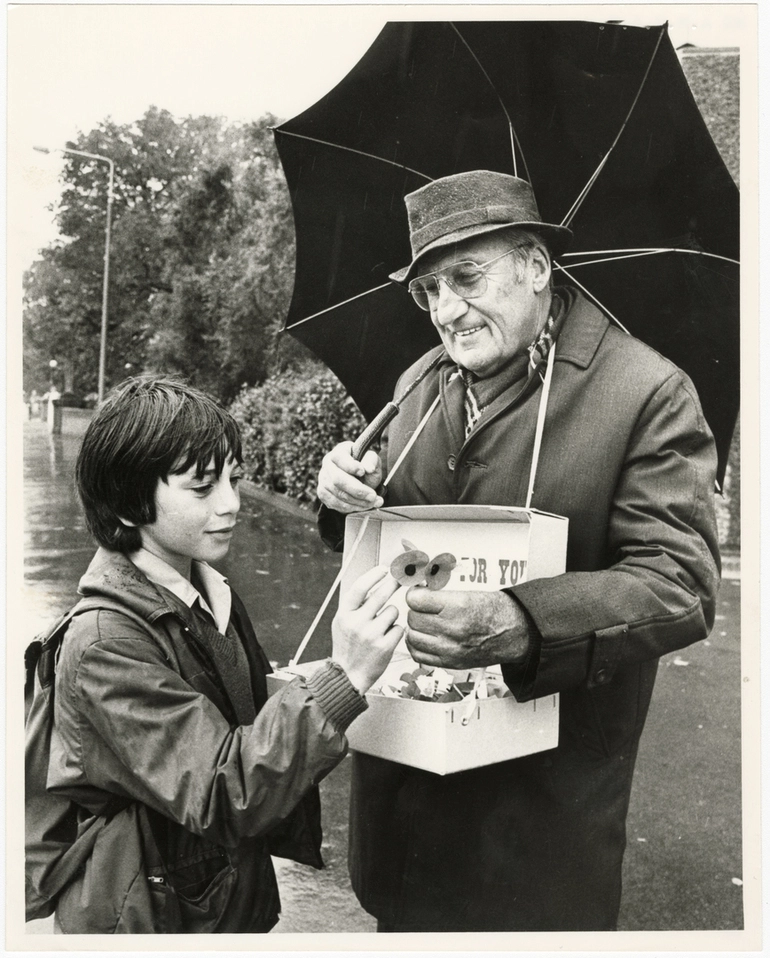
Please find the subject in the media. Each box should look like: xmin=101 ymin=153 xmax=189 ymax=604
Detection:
xmin=417 ymin=232 xmax=550 ymax=378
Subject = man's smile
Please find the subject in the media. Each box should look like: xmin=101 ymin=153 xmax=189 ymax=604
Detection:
xmin=453 ymin=324 xmax=485 ymax=339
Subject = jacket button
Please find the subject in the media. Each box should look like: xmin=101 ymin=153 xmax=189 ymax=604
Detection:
xmin=594 ymin=668 xmax=608 ymax=684
xmin=447 ymin=455 xmax=456 ymax=471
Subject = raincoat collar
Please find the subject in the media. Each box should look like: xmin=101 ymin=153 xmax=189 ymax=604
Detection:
xmin=77 ymin=547 xmax=178 ymax=624
xmin=128 ymin=547 xmax=232 ymax=634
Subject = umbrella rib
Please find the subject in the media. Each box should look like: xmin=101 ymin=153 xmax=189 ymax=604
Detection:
xmin=562 ymin=247 xmax=740 ymax=267
xmin=560 ymin=24 xmax=668 ymax=229
xmin=552 ymin=264 xmax=631 ymax=335
xmin=449 ymin=22 xmax=530 ymax=182
xmin=562 ymin=249 xmax=663 ymax=269
xmin=275 ymin=128 xmax=433 ymax=182
xmin=285 ymin=283 xmax=392 ymax=330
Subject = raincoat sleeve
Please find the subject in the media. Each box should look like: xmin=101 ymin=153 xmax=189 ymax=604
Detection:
xmin=503 ymin=370 xmax=721 ymax=701
xmin=64 ymin=624 xmax=363 ymax=847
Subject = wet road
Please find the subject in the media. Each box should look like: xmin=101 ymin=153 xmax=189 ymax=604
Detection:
xmin=22 ymin=420 xmax=744 ymax=933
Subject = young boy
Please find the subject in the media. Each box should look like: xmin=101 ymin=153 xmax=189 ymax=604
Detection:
xmin=35 ymin=376 xmax=402 ymax=934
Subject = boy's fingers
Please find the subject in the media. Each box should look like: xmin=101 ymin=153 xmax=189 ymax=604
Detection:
xmin=374 ymin=603 xmax=400 ymax=629
xmin=361 ymin=575 xmax=401 ymax=613
xmin=341 ymin=566 xmax=390 ymax=609
xmin=385 ymin=624 xmax=406 ymax=646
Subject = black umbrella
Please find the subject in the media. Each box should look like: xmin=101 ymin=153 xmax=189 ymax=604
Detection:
xmin=273 ymin=20 xmax=739 ymax=484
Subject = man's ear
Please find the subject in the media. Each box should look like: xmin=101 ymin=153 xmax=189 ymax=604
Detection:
xmin=530 ymin=246 xmax=551 ymax=293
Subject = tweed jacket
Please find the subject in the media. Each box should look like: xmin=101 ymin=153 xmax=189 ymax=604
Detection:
xmin=323 ymin=289 xmax=721 ymax=930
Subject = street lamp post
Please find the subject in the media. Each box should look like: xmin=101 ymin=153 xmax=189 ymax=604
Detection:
xmin=34 ymin=145 xmax=115 ymax=404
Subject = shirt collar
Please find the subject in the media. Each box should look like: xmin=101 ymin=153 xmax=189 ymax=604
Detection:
xmin=129 ymin=547 xmax=232 ymax=634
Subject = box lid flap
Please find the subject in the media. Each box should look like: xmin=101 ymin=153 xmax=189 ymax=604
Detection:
xmin=352 ymin=504 xmax=565 ymax=523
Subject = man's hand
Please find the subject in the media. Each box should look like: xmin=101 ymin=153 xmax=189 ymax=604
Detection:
xmin=332 ymin=566 xmax=404 ymax=694
xmin=317 ymin=441 xmax=384 ymax=514
xmin=405 ymin=587 xmax=531 ymax=670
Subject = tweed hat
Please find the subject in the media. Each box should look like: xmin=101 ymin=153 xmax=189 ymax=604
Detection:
xmin=389 ymin=170 xmax=573 ymax=283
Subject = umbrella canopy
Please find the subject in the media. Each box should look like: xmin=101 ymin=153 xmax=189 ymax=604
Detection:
xmin=274 ymin=20 xmax=739 ymax=484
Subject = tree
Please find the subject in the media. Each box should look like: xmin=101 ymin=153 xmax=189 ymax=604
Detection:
xmin=144 ymin=116 xmax=309 ymax=401
xmin=23 ymin=107 xmax=306 ymax=401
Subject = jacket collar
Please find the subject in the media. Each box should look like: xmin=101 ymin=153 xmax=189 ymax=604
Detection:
xmin=552 ymin=288 xmax=611 ymax=369
xmin=77 ymin=547 xmax=177 ymax=623
xmin=128 ymin=547 xmax=232 ymax=634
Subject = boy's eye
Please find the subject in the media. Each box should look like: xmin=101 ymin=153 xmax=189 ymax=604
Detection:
xmin=192 ymin=483 xmax=214 ymax=495
xmin=231 ymin=475 xmax=242 ymax=487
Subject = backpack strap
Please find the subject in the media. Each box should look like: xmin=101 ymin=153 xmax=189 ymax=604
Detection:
xmin=25 ymin=594 xmax=172 ymax=719
xmin=24 ymin=603 xmax=92 ymax=723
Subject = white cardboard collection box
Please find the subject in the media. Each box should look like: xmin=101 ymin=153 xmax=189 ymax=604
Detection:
xmin=268 ymin=504 xmax=568 ymax=775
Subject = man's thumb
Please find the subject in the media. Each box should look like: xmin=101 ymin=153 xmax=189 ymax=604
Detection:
xmin=405 ymin=584 xmax=445 ymax=613
xmin=361 ymin=449 xmax=381 ymax=476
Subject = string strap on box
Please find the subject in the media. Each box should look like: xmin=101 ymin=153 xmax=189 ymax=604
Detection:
xmin=289 ymin=516 xmax=371 ymax=667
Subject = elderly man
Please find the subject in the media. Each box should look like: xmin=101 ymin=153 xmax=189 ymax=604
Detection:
xmin=317 ymin=171 xmax=720 ymax=932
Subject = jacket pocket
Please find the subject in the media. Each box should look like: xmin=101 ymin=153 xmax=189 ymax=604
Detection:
xmin=148 ymin=851 xmax=238 ymax=933
xmin=165 ymin=847 xmax=233 ymax=902
xmin=567 ymin=661 xmax=657 ymax=760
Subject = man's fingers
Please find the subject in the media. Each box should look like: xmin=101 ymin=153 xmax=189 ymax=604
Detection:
xmin=328 ymin=441 xmax=367 ymax=479
xmin=317 ymin=489 xmax=359 ymax=515
xmin=405 ymin=628 xmax=451 ymax=668
xmin=317 ymin=480 xmax=383 ymax=514
xmin=322 ymin=467 xmax=379 ymax=504
xmin=360 ymin=449 xmax=382 ymax=478
xmin=329 ymin=444 xmax=382 ymax=488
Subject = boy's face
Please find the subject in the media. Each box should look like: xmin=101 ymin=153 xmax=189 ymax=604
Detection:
xmin=135 ymin=455 xmax=243 ymax=579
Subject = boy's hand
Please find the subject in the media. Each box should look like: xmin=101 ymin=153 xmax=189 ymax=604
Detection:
xmin=332 ymin=567 xmax=403 ymax=694
xmin=317 ymin=441 xmax=384 ymax=514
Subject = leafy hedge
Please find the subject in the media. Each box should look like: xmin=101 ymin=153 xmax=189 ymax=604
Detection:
xmin=229 ymin=365 xmax=367 ymax=502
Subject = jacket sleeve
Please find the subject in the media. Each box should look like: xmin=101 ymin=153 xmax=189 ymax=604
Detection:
xmin=66 ymin=622 xmax=360 ymax=847
xmin=317 ymin=502 xmax=346 ymax=552
xmin=503 ymin=370 xmax=721 ymax=700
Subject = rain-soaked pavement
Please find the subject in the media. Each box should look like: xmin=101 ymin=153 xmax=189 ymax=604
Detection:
xmin=22 ymin=419 xmax=745 ymax=933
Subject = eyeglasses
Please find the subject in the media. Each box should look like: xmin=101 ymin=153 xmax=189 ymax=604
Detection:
xmin=408 ymin=245 xmax=530 ymax=312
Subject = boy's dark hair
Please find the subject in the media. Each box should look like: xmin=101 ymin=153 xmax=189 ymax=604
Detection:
xmin=76 ymin=376 xmax=243 ymax=553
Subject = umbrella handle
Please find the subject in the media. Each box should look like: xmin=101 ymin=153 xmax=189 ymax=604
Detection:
xmin=351 ymin=402 xmax=400 ymax=460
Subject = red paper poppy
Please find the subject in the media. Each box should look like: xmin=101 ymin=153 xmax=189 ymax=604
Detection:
xmin=425 ymin=552 xmax=457 ymax=591
xmin=390 ymin=548 xmax=429 ymax=587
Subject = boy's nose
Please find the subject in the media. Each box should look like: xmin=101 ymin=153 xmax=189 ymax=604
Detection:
xmin=216 ymin=480 xmax=241 ymax=515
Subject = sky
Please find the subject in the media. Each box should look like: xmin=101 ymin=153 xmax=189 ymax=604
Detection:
xmin=8 ymin=2 xmax=754 ymax=283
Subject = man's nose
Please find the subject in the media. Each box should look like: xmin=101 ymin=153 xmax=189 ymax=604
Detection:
xmin=433 ymin=278 xmax=469 ymax=326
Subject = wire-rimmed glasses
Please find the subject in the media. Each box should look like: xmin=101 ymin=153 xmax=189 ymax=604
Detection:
xmin=407 ymin=245 xmax=530 ymax=311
